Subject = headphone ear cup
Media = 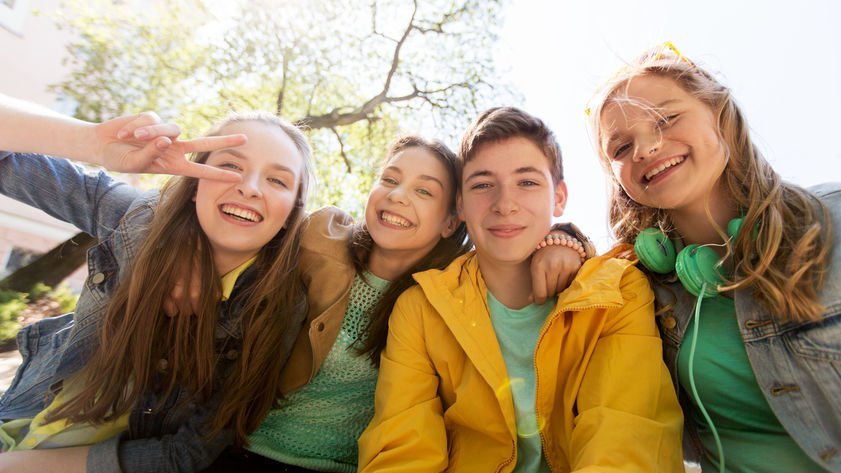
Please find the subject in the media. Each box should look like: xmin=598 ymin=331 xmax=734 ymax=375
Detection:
xmin=634 ymin=228 xmax=677 ymax=274
xmin=675 ymin=244 xmax=724 ymax=298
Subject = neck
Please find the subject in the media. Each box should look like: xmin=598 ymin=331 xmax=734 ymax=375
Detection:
xmin=477 ymin=255 xmax=533 ymax=309
xmin=669 ymin=182 xmax=739 ymax=254
xmin=214 ymin=252 xmax=256 ymax=276
xmin=368 ymin=245 xmax=429 ymax=281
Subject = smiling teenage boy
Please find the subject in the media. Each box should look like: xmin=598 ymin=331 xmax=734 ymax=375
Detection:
xmin=358 ymin=107 xmax=683 ymax=472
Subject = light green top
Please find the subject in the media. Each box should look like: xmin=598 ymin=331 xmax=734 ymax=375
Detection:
xmin=247 ymin=272 xmax=387 ymax=472
xmin=488 ymin=291 xmax=556 ymax=473
xmin=677 ymin=295 xmax=822 ymax=472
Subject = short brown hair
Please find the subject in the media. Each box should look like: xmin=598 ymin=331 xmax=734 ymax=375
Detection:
xmin=458 ymin=107 xmax=563 ymax=184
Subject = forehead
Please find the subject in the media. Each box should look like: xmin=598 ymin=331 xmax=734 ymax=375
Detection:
xmin=387 ymin=146 xmax=451 ymax=180
xmin=464 ymin=137 xmax=552 ymax=177
xmin=215 ymin=120 xmax=304 ymax=172
xmin=600 ymin=76 xmax=695 ymax=137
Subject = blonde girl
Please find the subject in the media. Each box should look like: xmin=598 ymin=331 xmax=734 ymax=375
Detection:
xmin=588 ymin=44 xmax=839 ymax=472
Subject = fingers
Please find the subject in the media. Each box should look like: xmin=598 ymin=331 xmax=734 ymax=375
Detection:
xmin=531 ymin=263 xmax=550 ymax=305
xmin=127 ymin=123 xmax=182 ymax=141
xmin=114 ymin=112 xmax=176 ymax=140
xmin=179 ymin=161 xmax=242 ymax=182
xmin=181 ymin=134 xmax=247 ymax=153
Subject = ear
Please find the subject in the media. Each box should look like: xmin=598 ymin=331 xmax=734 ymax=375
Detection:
xmin=553 ymin=180 xmax=568 ymax=218
xmin=456 ymin=193 xmax=465 ymax=221
xmin=441 ymin=214 xmax=461 ymax=239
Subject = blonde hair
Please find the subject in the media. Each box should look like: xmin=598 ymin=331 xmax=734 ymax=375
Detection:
xmin=588 ymin=46 xmax=831 ymax=322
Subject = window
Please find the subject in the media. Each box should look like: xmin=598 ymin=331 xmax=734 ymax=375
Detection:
xmin=0 ymin=0 xmax=30 ymax=35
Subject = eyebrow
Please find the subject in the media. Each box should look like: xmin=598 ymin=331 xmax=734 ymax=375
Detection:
xmin=383 ymin=165 xmax=446 ymax=189
xmin=464 ymin=166 xmax=544 ymax=182
xmin=216 ymin=148 xmax=297 ymax=175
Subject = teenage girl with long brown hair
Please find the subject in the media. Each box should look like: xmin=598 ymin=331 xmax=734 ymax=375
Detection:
xmin=0 ymin=99 xmax=315 ymax=473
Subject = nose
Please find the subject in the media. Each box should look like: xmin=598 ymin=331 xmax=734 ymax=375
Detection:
xmin=387 ymin=186 xmax=409 ymax=205
xmin=237 ymin=173 xmax=263 ymax=198
xmin=632 ymin=129 xmax=662 ymax=162
xmin=491 ymin=186 xmax=518 ymax=215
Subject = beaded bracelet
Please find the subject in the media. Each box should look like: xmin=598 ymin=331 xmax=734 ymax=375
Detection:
xmin=536 ymin=233 xmax=587 ymax=261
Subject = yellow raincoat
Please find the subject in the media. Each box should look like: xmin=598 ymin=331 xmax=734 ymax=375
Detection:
xmin=358 ymin=251 xmax=682 ymax=472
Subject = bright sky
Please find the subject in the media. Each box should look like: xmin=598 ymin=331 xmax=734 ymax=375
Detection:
xmin=496 ymin=0 xmax=841 ymax=250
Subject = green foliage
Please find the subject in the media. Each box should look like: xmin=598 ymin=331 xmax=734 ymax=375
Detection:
xmin=0 ymin=285 xmax=79 ymax=347
xmin=49 ymin=0 xmax=519 ymax=213
xmin=0 ymin=290 xmax=27 ymax=346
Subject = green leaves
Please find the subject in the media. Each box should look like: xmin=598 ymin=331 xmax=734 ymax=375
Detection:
xmin=50 ymin=0 xmax=518 ymax=214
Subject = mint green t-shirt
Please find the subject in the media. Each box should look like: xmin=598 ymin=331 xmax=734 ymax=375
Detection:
xmin=488 ymin=291 xmax=556 ymax=473
xmin=677 ymin=295 xmax=822 ymax=473
xmin=247 ymin=273 xmax=387 ymax=473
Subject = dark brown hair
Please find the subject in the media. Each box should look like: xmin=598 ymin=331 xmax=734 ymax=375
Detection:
xmin=351 ymin=135 xmax=471 ymax=364
xmin=458 ymin=106 xmax=563 ymax=184
xmin=48 ymin=112 xmax=314 ymax=446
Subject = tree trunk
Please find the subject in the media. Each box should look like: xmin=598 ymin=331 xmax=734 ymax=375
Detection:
xmin=0 ymin=232 xmax=96 ymax=293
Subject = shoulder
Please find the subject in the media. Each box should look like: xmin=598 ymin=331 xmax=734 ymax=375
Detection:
xmin=302 ymin=206 xmax=354 ymax=241
xmin=809 ymin=182 xmax=841 ymax=200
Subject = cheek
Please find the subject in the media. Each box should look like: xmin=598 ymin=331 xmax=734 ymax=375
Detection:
xmin=611 ymin=162 xmax=632 ymax=187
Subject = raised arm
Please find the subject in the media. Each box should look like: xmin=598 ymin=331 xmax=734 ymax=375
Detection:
xmin=570 ymin=265 xmax=683 ymax=471
xmin=0 ymin=93 xmax=244 ymax=181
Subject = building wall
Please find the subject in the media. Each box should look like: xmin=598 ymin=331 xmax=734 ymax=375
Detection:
xmin=1 ymin=0 xmax=87 ymax=291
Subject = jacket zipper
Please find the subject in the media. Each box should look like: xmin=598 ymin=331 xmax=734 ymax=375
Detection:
xmin=533 ymin=303 xmax=617 ymax=471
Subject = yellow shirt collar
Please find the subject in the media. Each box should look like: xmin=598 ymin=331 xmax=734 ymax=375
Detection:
xmin=220 ymin=256 xmax=257 ymax=301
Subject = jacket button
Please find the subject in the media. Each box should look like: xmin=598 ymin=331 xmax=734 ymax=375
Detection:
xmin=661 ymin=316 xmax=677 ymax=330
xmin=316 ymin=322 xmax=325 ymax=332
xmin=226 ymin=349 xmax=239 ymax=360
xmin=91 ymin=272 xmax=106 ymax=284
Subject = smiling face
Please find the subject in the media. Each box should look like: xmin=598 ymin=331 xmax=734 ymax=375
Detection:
xmin=459 ymin=136 xmax=566 ymax=269
xmin=364 ymin=146 xmax=456 ymax=266
xmin=600 ymin=75 xmax=728 ymax=215
xmin=195 ymin=120 xmax=304 ymax=274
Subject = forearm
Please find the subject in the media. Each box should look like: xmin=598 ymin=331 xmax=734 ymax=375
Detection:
xmin=0 ymin=446 xmax=89 ymax=473
xmin=0 ymin=94 xmax=103 ymax=164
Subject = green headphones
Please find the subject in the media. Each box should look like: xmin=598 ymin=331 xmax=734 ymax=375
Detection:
xmin=633 ymin=217 xmax=745 ymax=298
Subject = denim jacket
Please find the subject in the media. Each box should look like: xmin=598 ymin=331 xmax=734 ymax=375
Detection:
xmin=658 ymin=182 xmax=841 ymax=472
xmin=0 ymin=152 xmax=285 ymax=473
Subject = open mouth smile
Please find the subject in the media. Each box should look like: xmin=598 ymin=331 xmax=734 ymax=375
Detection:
xmin=644 ymin=155 xmax=686 ymax=182
xmin=380 ymin=211 xmax=413 ymax=228
xmin=220 ymin=204 xmax=263 ymax=223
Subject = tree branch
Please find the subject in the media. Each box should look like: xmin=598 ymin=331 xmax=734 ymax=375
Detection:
xmin=330 ymin=127 xmax=352 ymax=173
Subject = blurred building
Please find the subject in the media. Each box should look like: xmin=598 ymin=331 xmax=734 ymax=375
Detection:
xmin=1 ymin=0 xmax=86 ymax=291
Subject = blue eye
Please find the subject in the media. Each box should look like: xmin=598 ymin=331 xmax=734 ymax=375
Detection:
xmin=417 ymin=188 xmax=432 ymax=197
xmin=268 ymin=177 xmax=289 ymax=188
xmin=381 ymin=177 xmax=398 ymax=186
xmin=519 ymin=180 xmax=538 ymax=187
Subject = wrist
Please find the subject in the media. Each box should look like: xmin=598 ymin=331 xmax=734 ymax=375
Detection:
xmin=537 ymin=222 xmax=596 ymax=261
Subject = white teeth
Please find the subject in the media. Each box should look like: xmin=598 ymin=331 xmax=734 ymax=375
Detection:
xmin=381 ymin=212 xmax=411 ymax=228
xmin=221 ymin=204 xmax=262 ymax=222
xmin=645 ymin=156 xmax=685 ymax=181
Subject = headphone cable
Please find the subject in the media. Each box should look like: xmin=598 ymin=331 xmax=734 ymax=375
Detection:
xmin=687 ymin=282 xmax=725 ymax=473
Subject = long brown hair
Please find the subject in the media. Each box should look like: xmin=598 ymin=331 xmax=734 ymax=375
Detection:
xmin=48 ymin=112 xmax=314 ymax=445
xmin=588 ymin=46 xmax=832 ymax=322
xmin=353 ymin=136 xmax=471 ymax=364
